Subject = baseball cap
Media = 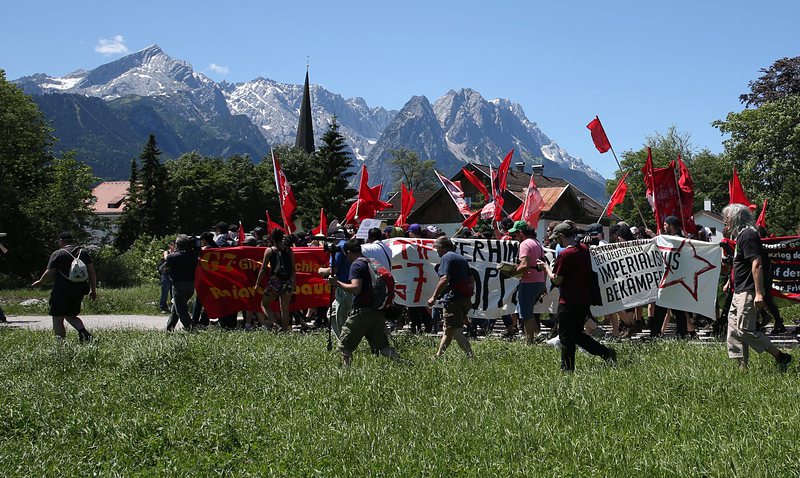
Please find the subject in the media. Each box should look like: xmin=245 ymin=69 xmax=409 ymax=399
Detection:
xmin=508 ymin=220 xmax=529 ymax=234
xmin=548 ymin=222 xmax=576 ymax=240
xmin=586 ymin=223 xmax=603 ymax=236
xmin=409 ymin=223 xmax=422 ymax=234
xmin=58 ymin=231 xmax=74 ymax=241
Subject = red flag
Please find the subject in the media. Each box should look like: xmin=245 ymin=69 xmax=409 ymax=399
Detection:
xmin=265 ymin=210 xmax=286 ymax=234
xmin=756 ymin=198 xmax=768 ymax=228
xmin=494 ymin=149 xmax=514 ymax=196
xmin=395 ymin=183 xmax=416 ymax=226
xmin=677 ymin=156 xmax=697 ymax=235
xmin=509 ymin=202 xmax=523 ymax=221
xmin=271 ymin=149 xmax=297 ymax=232
xmin=435 ymin=170 xmax=472 ymax=216
xmin=651 ymin=162 xmax=680 ymax=233
xmin=641 ymin=147 xmax=655 ymax=213
xmin=729 ymin=168 xmax=754 ymax=208
xmin=462 ymin=210 xmax=481 ymax=229
xmin=461 ymin=167 xmax=490 ymax=201
xmin=312 ymin=208 xmax=328 ymax=236
xmin=605 ymin=172 xmax=629 ymax=217
xmin=520 ymin=174 xmax=544 ymax=228
xmin=346 ymin=166 xmax=393 ymax=224
xmin=238 ymin=221 xmax=246 ymax=245
xmin=587 ymin=116 xmax=612 ymax=153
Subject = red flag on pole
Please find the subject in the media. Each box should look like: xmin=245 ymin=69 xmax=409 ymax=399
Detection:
xmin=345 ymin=166 xmax=394 ymax=224
xmin=677 ymin=156 xmax=697 ymax=235
xmin=461 ymin=167 xmax=490 ymax=201
xmin=756 ymin=198 xmax=768 ymax=228
xmin=729 ymin=168 xmax=754 ymax=209
xmin=462 ymin=210 xmax=481 ymax=229
xmin=587 ymin=116 xmax=612 ymax=153
xmin=520 ymin=173 xmax=544 ymax=228
xmin=494 ymin=149 xmax=514 ymax=197
xmin=265 ymin=210 xmax=286 ymax=234
xmin=312 ymin=208 xmax=328 ymax=236
xmin=395 ymin=183 xmax=416 ymax=226
xmin=435 ymin=170 xmax=472 ymax=216
xmin=238 ymin=221 xmax=246 ymax=245
xmin=605 ymin=172 xmax=629 ymax=217
xmin=271 ymin=149 xmax=297 ymax=232
xmin=641 ymin=147 xmax=655 ymax=213
xmin=651 ymin=162 xmax=680 ymax=233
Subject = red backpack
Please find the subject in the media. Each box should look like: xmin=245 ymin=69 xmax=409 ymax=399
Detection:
xmin=359 ymin=257 xmax=395 ymax=310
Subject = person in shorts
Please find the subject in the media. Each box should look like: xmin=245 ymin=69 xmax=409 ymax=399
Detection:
xmin=31 ymin=231 xmax=96 ymax=342
xmin=428 ymin=236 xmax=474 ymax=358
xmin=509 ymin=220 xmax=547 ymax=344
xmin=255 ymin=229 xmax=296 ymax=331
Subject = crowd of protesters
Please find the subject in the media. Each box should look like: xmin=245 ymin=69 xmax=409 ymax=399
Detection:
xmin=22 ymin=208 xmax=796 ymax=372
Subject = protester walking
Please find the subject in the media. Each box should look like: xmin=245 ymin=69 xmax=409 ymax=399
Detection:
xmin=721 ymin=204 xmax=792 ymax=372
xmin=164 ymin=234 xmax=198 ymax=332
xmin=509 ymin=220 xmax=547 ymax=344
xmin=538 ymin=222 xmax=616 ymax=371
xmin=328 ymin=239 xmax=399 ymax=366
xmin=157 ymin=240 xmax=176 ymax=313
xmin=428 ymin=236 xmax=474 ymax=358
xmin=31 ymin=231 xmax=96 ymax=342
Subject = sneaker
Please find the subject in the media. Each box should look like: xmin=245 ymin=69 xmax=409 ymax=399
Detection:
xmin=776 ymin=352 xmax=792 ymax=372
xmin=606 ymin=348 xmax=618 ymax=366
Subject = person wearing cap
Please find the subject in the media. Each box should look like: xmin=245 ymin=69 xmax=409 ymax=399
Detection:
xmin=318 ymin=228 xmax=353 ymax=339
xmin=31 ymin=232 xmax=96 ymax=342
xmin=164 ymin=234 xmax=199 ymax=331
xmin=584 ymin=223 xmax=608 ymax=246
xmin=722 ymin=203 xmax=792 ymax=372
xmin=537 ymin=222 xmax=616 ymax=371
xmin=408 ymin=223 xmax=424 ymax=238
xmin=509 ymin=220 xmax=547 ymax=344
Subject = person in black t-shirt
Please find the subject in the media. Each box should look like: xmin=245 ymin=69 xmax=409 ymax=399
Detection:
xmin=31 ymin=231 xmax=96 ymax=342
xmin=255 ymin=229 xmax=296 ymax=332
xmin=722 ymin=204 xmax=791 ymax=372
xmin=164 ymin=234 xmax=198 ymax=331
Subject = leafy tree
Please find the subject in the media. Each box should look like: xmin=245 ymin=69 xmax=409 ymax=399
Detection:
xmin=739 ymin=56 xmax=800 ymax=107
xmin=24 ymin=152 xmax=99 ymax=243
xmin=714 ymin=95 xmax=800 ymax=233
xmin=389 ymin=147 xmax=437 ymax=192
xmin=167 ymin=152 xmax=276 ymax=234
xmin=607 ymin=126 xmax=724 ymax=230
xmin=316 ymin=117 xmax=357 ymax=219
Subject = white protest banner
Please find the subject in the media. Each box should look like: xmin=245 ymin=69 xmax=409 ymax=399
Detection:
xmin=385 ymin=238 xmax=522 ymax=318
xmin=590 ymin=236 xmax=721 ymax=318
xmin=653 ymin=235 xmax=721 ymax=318
xmin=590 ymin=239 xmax=663 ymax=316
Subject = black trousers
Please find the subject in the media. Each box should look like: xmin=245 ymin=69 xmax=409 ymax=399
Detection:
xmin=650 ymin=305 xmax=688 ymax=337
xmin=558 ymin=303 xmax=611 ymax=371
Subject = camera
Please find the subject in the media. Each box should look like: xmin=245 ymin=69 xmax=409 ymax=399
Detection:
xmin=322 ymin=241 xmax=342 ymax=254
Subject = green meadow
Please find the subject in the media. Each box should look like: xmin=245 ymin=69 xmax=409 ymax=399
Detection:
xmin=1 ymin=329 xmax=798 ymax=477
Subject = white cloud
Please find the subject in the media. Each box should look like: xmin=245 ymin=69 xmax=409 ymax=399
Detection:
xmin=95 ymin=35 xmax=129 ymax=55
xmin=208 ymin=63 xmax=230 ymax=75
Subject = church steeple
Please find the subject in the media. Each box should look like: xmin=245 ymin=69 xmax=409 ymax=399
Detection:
xmin=295 ymin=65 xmax=315 ymax=154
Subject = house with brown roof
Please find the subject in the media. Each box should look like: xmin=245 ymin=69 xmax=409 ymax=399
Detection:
xmin=88 ymin=181 xmax=129 ymax=243
xmin=397 ymin=163 xmax=617 ymax=237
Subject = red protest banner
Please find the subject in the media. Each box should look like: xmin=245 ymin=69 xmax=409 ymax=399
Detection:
xmin=194 ymin=246 xmax=331 ymax=318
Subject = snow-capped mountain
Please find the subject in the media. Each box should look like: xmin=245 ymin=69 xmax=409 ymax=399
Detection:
xmin=13 ymin=44 xmax=607 ymax=200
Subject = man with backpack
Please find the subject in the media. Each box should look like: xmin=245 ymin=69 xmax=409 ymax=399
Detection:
xmin=428 ymin=236 xmax=474 ymax=358
xmin=31 ymin=231 xmax=96 ymax=342
xmin=327 ymin=239 xmax=399 ymax=366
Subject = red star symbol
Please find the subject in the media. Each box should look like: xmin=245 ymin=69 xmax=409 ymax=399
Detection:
xmin=657 ymin=239 xmax=717 ymax=301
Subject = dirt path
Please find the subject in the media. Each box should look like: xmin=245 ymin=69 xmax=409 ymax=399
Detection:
xmin=0 ymin=315 xmax=174 ymax=331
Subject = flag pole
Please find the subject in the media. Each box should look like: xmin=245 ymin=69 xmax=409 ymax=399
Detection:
xmin=609 ymin=146 xmax=648 ymax=228
xmin=270 ymin=148 xmax=289 ymax=231
xmin=672 ymin=164 xmax=686 ymax=235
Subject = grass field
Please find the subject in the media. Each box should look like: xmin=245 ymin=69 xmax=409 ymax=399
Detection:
xmin=1 ymin=329 xmax=799 ymax=477
xmin=0 ymin=286 xmax=162 ymax=316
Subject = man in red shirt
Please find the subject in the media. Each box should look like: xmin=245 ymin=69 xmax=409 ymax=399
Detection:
xmin=538 ymin=222 xmax=616 ymax=371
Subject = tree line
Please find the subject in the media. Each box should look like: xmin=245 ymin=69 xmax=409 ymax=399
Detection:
xmin=2 ymin=56 xmax=799 ymax=283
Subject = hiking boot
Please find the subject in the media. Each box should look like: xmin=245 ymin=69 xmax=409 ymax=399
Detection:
xmin=776 ymin=352 xmax=792 ymax=372
xmin=770 ymin=324 xmax=788 ymax=335
xmin=605 ymin=348 xmax=618 ymax=366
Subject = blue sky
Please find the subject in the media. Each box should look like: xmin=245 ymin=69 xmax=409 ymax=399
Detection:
xmin=2 ymin=0 xmax=798 ymax=179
